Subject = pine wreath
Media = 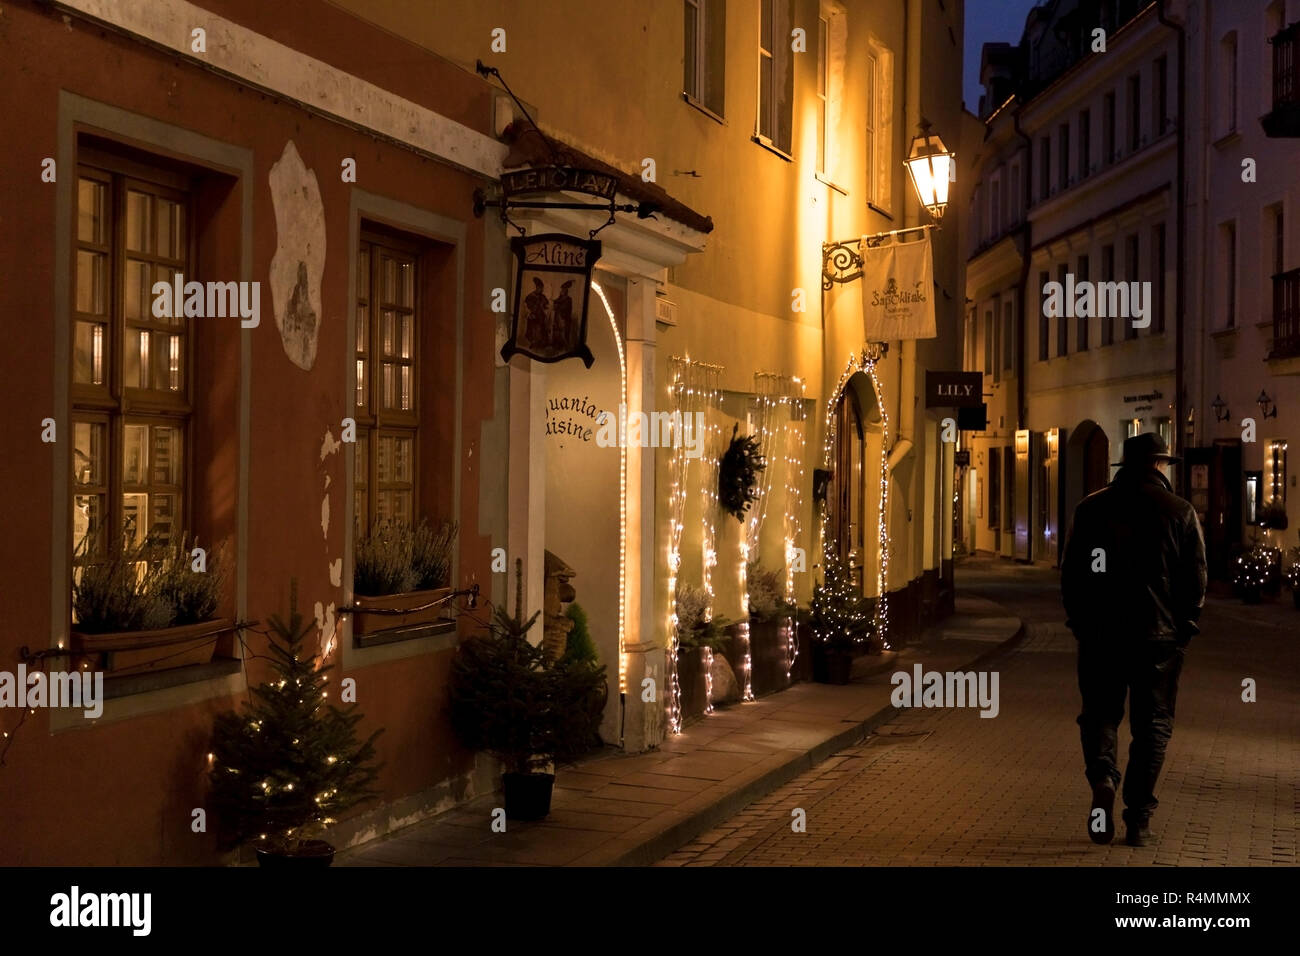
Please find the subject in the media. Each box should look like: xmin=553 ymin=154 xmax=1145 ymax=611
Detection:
xmin=718 ymin=424 xmax=766 ymax=522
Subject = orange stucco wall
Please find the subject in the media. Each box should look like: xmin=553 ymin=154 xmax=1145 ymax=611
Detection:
xmin=0 ymin=0 xmax=500 ymax=864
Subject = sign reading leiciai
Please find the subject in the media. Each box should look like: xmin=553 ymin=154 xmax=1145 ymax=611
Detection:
xmin=501 ymin=166 xmax=619 ymax=201
xmin=925 ymin=370 xmax=983 ymax=408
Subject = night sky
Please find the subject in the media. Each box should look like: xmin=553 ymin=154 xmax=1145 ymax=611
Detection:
xmin=964 ymin=0 xmax=1043 ymax=112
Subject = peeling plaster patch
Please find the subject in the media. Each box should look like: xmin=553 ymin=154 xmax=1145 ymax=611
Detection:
xmin=321 ymin=493 xmax=330 ymax=540
xmin=314 ymin=600 xmax=337 ymax=658
xmin=320 ymin=428 xmax=341 ymax=461
xmin=329 ymin=558 xmax=342 ymax=588
xmin=269 ymin=140 xmax=325 ymax=370
xmin=324 ymin=474 xmax=332 ymax=490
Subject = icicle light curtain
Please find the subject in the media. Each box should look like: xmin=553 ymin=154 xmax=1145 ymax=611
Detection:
xmin=665 ymin=357 xmax=722 ymax=733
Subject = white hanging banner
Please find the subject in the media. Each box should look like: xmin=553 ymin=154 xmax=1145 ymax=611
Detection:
xmin=860 ymin=233 xmax=936 ymax=341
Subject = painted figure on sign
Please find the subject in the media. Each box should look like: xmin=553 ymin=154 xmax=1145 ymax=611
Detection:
xmin=550 ymin=279 xmax=575 ymax=348
xmin=523 ymin=277 xmax=549 ymax=348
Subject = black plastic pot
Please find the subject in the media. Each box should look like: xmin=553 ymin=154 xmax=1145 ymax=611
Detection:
xmin=812 ymin=643 xmax=852 ymax=684
xmin=676 ymin=646 xmax=709 ymax=719
xmin=1292 ymin=589 xmax=1300 ymax=610
xmin=503 ymin=771 xmax=555 ymax=820
xmin=255 ymin=839 xmax=335 ymax=868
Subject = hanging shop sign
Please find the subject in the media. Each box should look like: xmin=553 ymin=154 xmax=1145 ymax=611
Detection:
xmin=925 ymin=370 xmax=983 ymax=408
xmin=500 ymin=233 xmax=600 ymax=367
xmin=861 ymin=233 xmax=936 ymax=342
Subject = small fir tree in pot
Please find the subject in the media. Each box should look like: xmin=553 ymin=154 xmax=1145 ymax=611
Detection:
xmin=448 ymin=561 xmax=605 ymax=819
xmin=209 ymin=582 xmax=382 ymax=865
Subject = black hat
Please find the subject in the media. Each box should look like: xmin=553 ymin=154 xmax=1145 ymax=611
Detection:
xmin=1113 ymin=432 xmax=1180 ymax=467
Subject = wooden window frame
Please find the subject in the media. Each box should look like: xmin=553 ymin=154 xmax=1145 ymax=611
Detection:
xmin=71 ymin=154 xmax=194 ymax=573
xmin=355 ymin=228 xmax=422 ymax=535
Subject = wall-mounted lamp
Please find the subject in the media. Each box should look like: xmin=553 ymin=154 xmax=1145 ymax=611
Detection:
xmin=904 ymin=120 xmax=954 ymax=222
xmin=1212 ymin=394 xmax=1229 ymax=422
xmin=1257 ymin=390 xmax=1278 ymax=419
xmin=822 ymin=119 xmax=952 ymax=289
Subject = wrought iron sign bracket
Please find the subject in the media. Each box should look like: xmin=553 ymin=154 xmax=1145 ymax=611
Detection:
xmin=473 ymin=187 xmax=658 ymax=240
xmin=822 ymin=222 xmax=937 ymax=291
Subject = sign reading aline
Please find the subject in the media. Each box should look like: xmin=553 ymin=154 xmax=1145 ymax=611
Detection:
xmin=501 ymin=233 xmax=601 ymax=367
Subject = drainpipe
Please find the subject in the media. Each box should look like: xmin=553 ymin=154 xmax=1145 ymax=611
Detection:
xmin=1156 ymin=0 xmax=1187 ymax=468
xmin=1011 ymin=103 xmax=1032 ymax=433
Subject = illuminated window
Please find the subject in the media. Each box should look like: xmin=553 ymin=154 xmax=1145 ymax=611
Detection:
xmin=355 ymin=231 xmax=420 ymax=531
xmin=1267 ymin=440 xmax=1288 ymax=505
xmin=72 ymin=157 xmax=190 ymax=568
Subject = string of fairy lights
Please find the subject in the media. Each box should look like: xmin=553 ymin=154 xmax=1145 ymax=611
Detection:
xmin=782 ymin=377 xmax=807 ymax=677
xmin=821 ymin=351 xmax=892 ymax=649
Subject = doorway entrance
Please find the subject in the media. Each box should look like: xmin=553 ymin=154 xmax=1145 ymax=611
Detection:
xmin=1064 ymin=420 xmax=1110 ymax=543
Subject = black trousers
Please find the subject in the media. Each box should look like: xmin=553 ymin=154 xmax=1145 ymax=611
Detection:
xmin=1076 ymin=637 xmax=1185 ymax=825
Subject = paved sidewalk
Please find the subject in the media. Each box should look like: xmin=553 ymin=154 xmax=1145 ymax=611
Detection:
xmin=336 ymin=594 xmax=1023 ymax=867
xmin=657 ymin=565 xmax=1299 ymax=867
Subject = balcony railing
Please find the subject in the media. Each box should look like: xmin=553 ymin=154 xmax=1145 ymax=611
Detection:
xmin=1271 ymin=267 xmax=1300 ymax=359
xmin=1263 ymin=23 xmax=1300 ymax=136
xmin=1273 ymin=22 xmax=1299 ymax=108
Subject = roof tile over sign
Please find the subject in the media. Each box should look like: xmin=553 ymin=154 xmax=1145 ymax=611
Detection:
xmin=500 ymin=120 xmax=714 ymax=235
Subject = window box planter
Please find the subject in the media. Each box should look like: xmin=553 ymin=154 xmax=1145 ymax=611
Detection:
xmin=351 ymin=587 xmax=452 ymax=637
xmin=71 ymin=617 xmax=232 ymax=675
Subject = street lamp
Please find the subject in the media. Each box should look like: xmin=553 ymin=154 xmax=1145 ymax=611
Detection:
xmin=1212 ymin=394 xmax=1230 ymax=422
xmin=1257 ymin=389 xmax=1278 ymax=418
xmin=904 ymin=121 xmax=954 ymax=222
xmin=823 ymin=120 xmax=954 ymax=287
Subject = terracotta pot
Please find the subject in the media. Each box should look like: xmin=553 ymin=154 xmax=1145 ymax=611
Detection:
xmin=71 ymin=618 xmax=231 ymax=675
xmin=351 ymin=587 xmax=452 ymax=636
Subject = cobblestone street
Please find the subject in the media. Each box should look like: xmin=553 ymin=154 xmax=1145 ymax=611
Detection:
xmin=656 ymin=560 xmax=1300 ymax=867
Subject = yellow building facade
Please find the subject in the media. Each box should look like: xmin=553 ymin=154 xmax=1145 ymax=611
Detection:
xmin=337 ymin=0 xmax=972 ymax=749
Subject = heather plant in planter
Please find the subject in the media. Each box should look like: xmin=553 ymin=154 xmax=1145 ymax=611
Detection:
xmin=71 ymin=532 xmax=230 ymax=673
xmin=209 ymin=583 xmax=382 ymax=866
xmin=352 ymin=518 xmax=457 ymax=636
xmin=673 ymin=584 xmax=732 ymax=717
xmin=353 ymin=518 xmax=457 ymax=596
xmin=745 ymin=561 xmax=796 ymax=695
xmin=448 ymin=561 xmax=605 ymax=820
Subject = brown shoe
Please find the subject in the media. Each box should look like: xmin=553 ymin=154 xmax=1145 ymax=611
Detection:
xmin=1088 ymin=782 xmax=1116 ymax=845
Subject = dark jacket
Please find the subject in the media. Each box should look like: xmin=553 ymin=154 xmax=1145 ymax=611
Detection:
xmin=1061 ymin=467 xmax=1207 ymax=643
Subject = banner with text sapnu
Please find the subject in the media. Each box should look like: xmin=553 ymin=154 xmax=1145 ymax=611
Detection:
xmin=860 ymin=233 xmax=936 ymax=342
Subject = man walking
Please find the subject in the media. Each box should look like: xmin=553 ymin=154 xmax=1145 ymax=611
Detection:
xmin=1060 ymin=433 xmax=1207 ymax=847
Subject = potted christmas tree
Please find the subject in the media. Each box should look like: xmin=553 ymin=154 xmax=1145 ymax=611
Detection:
xmin=808 ymin=553 xmax=870 ymax=684
xmin=209 ymin=582 xmax=382 ymax=866
xmin=448 ymin=561 xmax=604 ymax=820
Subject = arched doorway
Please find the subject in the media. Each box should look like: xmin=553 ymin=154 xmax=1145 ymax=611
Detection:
xmin=824 ymin=371 xmax=883 ymax=594
xmin=543 ymin=273 xmax=625 ymax=744
xmin=1064 ymin=419 xmax=1110 ymax=542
